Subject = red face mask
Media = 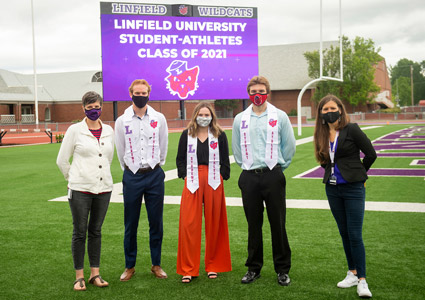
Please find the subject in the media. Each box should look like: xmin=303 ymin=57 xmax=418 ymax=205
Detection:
xmin=249 ymin=93 xmax=268 ymax=106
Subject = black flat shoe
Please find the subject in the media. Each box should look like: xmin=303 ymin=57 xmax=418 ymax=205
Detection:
xmin=241 ymin=271 xmax=260 ymax=284
xmin=277 ymin=273 xmax=291 ymax=286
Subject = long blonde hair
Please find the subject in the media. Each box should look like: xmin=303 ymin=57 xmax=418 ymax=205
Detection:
xmin=313 ymin=94 xmax=350 ymax=164
xmin=187 ymin=102 xmax=222 ymax=138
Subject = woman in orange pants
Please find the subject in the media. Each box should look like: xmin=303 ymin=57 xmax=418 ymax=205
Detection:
xmin=176 ymin=102 xmax=232 ymax=283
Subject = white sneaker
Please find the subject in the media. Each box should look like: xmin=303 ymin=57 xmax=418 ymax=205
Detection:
xmin=337 ymin=271 xmax=358 ymax=288
xmin=357 ymin=279 xmax=372 ymax=298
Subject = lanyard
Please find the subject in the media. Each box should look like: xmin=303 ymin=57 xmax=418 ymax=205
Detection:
xmin=329 ymin=131 xmax=339 ymax=175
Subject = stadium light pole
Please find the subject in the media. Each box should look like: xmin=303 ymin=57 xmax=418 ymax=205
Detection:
xmin=31 ymin=0 xmax=39 ymax=126
xmin=296 ymin=0 xmax=343 ymax=136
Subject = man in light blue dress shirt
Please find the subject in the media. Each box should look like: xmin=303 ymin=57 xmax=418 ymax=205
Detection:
xmin=232 ymin=75 xmax=296 ymax=286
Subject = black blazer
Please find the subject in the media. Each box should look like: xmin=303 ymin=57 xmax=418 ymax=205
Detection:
xmin=322 ymin=123 xmax=377 ymax=183
xmin=176 ymin=129 xmax=230 ymax=180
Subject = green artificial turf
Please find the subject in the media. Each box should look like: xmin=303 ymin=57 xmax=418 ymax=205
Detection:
xmin=0 ymin=124 xmax=424 ymax=299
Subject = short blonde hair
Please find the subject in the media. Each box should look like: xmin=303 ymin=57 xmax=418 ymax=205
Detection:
xmin=129 ymin=79 xmax=151 ymax=94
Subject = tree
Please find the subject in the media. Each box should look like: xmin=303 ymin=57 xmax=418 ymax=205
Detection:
xmin=390 ymin=58 xmax=425 ymax=105
xmin=304 ymin=36 xmax=382 ymax=112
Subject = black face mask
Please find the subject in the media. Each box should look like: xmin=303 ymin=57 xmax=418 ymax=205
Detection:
xmin=132 ymin=95 xmax=149 ymax=108
xmin=322 ymin=111 xmax=340 ymax=124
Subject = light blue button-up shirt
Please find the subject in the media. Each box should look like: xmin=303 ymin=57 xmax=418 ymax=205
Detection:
xmin=232 ymin=104 xmax=296 ymax=171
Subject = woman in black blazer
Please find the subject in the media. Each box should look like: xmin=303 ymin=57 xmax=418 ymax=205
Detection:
xmin=313 ymin=95 xmax=377 ymax=298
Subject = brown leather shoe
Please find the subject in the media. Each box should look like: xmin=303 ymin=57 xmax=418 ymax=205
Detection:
xmin=120 ymin=268 xmax=135 ymax=281
xmin=151 ymin=265 xmax=167 ymax=278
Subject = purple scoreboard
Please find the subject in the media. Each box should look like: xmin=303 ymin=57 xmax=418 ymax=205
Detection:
xmin=100 ymin=2 xmax=258 ymax=101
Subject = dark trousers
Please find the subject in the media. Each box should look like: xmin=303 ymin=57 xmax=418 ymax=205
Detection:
xmin=122 ymin=167 xmax=165 ymax=268
xmin=238 ymin=167 xmax=291 ymax=274
xmin=326 ymin=182 xmax=367 ymax=278
xmin=68 ymin=190 xmax=111 ymax=270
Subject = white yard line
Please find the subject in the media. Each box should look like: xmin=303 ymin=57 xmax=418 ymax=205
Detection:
xmin=49 ymin=194 xmax=425 ymax=213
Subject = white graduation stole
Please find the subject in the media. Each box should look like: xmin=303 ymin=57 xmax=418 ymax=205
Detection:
xmin=123 ymin=107 xmax=141 ymax=174
xmin=186 ymin=133 xmax=199 ymax=193
xmin=264 ymin=104 xmax=279 ymax=169
xmin=208 ymin=130 xmax=220 ymax=190
xmin=146 ymin=109 xmax=160 ymax=168
xmin=240 ymin=103 xmax=279 ymax=170
xmin=186 ymin=129 xmax=220 ymax=193
xmin=123 ymin=105 xmax=160 ymax=174
xmin=240 ymin=106 xmax=253 ymax=169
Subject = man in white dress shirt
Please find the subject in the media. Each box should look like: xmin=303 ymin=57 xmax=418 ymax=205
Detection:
xmin=115 ymin=79 xmax=169 ymax=281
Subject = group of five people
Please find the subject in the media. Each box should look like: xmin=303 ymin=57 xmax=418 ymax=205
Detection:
xmin=56 ymin=75 xmax=376 ymax=298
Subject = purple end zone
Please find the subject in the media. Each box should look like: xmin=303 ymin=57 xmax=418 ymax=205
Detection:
xmin=296 ymin=126 xmax=425 ymax=180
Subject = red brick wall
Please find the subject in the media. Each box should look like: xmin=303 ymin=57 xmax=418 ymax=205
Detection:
xmin=37 ymin=103 xmax=53 ymax=121
xmin=270 ymin=89 xmax=314 ymax=115
xmin=0 ymin=104 xmax=9 ymax=115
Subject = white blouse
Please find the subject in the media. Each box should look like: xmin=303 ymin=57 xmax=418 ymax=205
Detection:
xmin=56 ymin=119 xmax=114 ymax=194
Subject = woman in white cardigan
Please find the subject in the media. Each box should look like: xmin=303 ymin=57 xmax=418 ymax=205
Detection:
xmin=57 ymin=91 xmax=114 ymax=291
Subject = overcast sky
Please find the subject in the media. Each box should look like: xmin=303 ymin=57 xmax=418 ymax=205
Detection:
xmin=2 ymin=0 xmax=424 ymax=75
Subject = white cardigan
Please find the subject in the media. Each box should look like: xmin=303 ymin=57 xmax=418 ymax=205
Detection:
xmin=56 ymin=119 xmax=114 ymax=194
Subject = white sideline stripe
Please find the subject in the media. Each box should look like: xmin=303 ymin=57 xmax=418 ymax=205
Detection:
xmin=296 ymin=136 xmax=313 ymax=145
xmin=361 ymin=125 xmax=382 ymax=130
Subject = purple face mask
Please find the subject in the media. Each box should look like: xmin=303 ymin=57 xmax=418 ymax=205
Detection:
xmin=85 ymin=108 xmax=102 ymax=121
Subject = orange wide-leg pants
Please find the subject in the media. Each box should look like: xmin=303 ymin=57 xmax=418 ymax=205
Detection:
xmin=176 ymin=165 xmax=232 ymax=276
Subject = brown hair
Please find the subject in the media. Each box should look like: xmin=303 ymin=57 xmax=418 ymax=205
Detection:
xmin=187 ymin=102 xmax=222 ymax=138
xmin=313 ymin=94 xmax=350 ymax=164
xmin=247 ymin=75 xmax=271 ymax=94
xmin=82 ymin=91 xmax=103 ymax=107
xmin=128 ymin=79 xmax=151 ymax=94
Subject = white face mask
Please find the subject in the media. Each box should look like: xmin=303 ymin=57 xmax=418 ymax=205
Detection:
xmin=196 ymin=116 xmax=212 ymax=127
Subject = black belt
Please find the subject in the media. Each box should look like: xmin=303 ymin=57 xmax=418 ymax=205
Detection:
xmin=125 ymin=164 xmax=160 ymax=174
xmin=245 ymin=165 xmax=281 ymax=174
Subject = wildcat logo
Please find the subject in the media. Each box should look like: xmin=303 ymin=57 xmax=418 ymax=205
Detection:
xmin=210 ymin=141 xmax=218 ymax=150
xmin=150 ymin=120 xmax=158 ymax=128
xmin=179 ymin=5 xmax=188 ymax=15
xmin=269 ymin=119 xmax=277 ymax=127
xmin=165 ymin=60 xmax=200 ymax=100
